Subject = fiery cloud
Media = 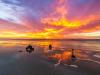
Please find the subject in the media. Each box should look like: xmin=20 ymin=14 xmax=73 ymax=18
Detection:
xmin=0 ymin=0 xmax=100 ymax=39
xmin=41 ymin=0 xmax=100 ymax=29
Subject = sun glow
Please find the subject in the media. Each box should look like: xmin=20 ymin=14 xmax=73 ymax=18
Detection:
xmin=0 ymin=0 xmax=99 ymax=39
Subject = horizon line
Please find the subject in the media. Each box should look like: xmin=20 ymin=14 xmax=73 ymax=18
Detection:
xmin=0 ymin=38 xmax=100 ymax=41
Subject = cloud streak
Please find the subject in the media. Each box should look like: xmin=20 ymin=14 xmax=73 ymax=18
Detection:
xmin=0 ymin=0 xmax=100 ymax=39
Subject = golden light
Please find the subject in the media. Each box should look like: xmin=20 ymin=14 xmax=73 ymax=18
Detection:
xmin=48 ymin=51 xmax=71 ymax=61
xmin=41 ymin=17 xmax=81 ymax=28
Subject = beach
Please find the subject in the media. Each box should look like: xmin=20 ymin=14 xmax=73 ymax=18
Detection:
xmin=0 ymin=40 xmax=100 ymax=75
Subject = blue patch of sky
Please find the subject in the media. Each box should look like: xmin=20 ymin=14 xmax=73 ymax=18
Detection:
xmin=0 ymin=0 xmax=25 ymax=24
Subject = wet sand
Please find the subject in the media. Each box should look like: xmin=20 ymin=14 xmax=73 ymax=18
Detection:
xmin=0 ymin=40 xmax=100 ymax=75
xmin=0 ymin=50 xmax=100 ymax=75
xmin=0 ymin=53 xmax=84 ymax=75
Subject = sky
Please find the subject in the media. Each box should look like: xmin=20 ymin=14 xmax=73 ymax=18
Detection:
xmin=0 ymin=0 xmax=100 ymax=39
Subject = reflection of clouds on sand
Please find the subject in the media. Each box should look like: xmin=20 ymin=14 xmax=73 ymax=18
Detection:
xmin=0 ymin=40 xmax=100 ymax=75
xmin=46 ymin=49 xmax=88 ymax=60
xmin=0 ymin=40 xmax=100 ymax=63
xmin=0 ymin=40 xmax=27 ymax=47
xmin=45 ymin=48 xmax=100 ymax=69
xmin=0 ymin=40 xmax=100 ymax=51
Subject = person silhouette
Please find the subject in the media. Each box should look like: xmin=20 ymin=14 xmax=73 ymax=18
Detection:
xmin=49 ymin=44 xmax=52 ymax=50
xmin=71 ymin=49 xmax=77 ymax=61
xmin=26 ymin=44 xmax=34 ymax=53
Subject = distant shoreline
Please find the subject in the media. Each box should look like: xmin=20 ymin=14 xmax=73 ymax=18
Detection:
xmin=0 ymin=38 xmax=100 ymax=41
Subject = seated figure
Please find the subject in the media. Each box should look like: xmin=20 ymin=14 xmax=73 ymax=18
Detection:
xmin=26 ymin=45 xmax=34 ymax=53
xmin=71 ymin=49 xmax=77 ymax=61
xmin=49 ymin=44 xmax=52 ymax=50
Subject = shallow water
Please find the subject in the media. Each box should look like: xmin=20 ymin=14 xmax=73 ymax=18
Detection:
xmin=0 ymin=40 xmax=100 ymax=75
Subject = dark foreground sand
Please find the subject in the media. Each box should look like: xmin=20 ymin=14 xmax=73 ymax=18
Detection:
xmin=0 ymin=50 xmax=100 ymax=75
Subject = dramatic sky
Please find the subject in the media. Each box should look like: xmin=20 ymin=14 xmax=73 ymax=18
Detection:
xmin=0 ymin=0 xmax=100 ymax=39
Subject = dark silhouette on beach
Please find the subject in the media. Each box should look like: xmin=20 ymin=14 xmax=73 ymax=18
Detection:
xmin=71 ymin=49 xmax=77 ymax=61
xmin=48 ymin=44 xmax=52 ymax=50
xmin=26 ymin=45 xmax=34 ymax=53
xmin=18 ymin=50 xmax=23 ymax=52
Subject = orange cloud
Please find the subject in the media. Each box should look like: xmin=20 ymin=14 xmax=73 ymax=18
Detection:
xmin=0 ymin=0 xmax=100 ymax=39
xmin=0 ymin=28 xmax=63 ymax=39
xmin=41 ymin=0 xmax=100 ymax=32
xmin=0 ymin=31 xmax=27 ymax=38
xmin=41 ymin=0 xmax=82 ymax=29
